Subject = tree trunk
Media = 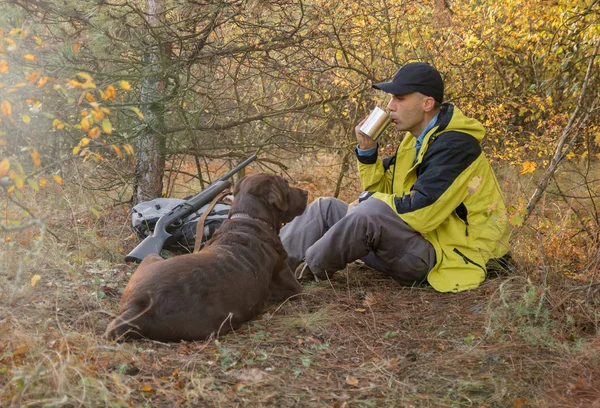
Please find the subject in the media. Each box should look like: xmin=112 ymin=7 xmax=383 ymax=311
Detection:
xmin=133 ymin=0 xmax=166 ymax=204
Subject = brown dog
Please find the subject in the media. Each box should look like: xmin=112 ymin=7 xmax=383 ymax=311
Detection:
xmin=105 ymin=173 xmax=307 ymax=342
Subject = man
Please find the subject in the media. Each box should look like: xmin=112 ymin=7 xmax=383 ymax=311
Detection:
xmin=280 ymin=62 xmax=510 ymax=292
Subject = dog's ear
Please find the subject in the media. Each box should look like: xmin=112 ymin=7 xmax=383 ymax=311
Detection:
xmin=233 ymin=176 xmax=247 ymax=196
xmin=268 ymin=177 xmax=289 ymax=213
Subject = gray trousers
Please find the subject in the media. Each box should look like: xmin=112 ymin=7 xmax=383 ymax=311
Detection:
xmin=280 ymin=197 xmax=436 ymax=286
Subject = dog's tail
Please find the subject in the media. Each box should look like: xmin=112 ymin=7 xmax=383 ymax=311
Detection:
xmin=104 ymin=310 xmax=143 ymax=341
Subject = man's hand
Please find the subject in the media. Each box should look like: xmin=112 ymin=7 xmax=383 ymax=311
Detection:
xmin=355 ymin=117 xmax=377 ymax=150
xmin=346 ymin=199 xmax=359 ymax=214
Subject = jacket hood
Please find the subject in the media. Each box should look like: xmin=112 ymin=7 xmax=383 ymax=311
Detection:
xmin=435 ymin=103 xmax=485 ymax=142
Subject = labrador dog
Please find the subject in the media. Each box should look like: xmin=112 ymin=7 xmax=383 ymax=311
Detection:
xmin=105 ymin=173 xmax=307 ymax=342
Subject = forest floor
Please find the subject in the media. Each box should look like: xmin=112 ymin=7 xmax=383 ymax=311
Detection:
xmin=1 ymin=158 xmax=599 ymax=407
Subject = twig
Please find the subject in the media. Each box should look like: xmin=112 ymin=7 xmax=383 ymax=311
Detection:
xmin=525 ymin=37 xmax=600 ymax=222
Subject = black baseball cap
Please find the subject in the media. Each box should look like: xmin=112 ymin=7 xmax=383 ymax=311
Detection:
xmin=373 ymin=62 xmax=444 ymax=103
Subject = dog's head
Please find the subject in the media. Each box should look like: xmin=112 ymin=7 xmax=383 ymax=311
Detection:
xmin=233 ymin=173 xmax=308 ymax=225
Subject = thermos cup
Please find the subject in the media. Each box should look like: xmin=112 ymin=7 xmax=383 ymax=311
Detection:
xmin=359 ymin=106 xmax=391 ymax=141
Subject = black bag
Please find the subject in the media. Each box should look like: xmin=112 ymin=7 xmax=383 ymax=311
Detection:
xmin=131 ymin=197 xmax=230 ymax=252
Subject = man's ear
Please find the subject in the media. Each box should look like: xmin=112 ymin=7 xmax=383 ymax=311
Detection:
xmin=423 ymin=96 xmax=436 ymax=112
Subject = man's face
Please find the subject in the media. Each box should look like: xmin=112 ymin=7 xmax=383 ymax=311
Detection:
xmin=385 ymin=92 xmax=431 ymax=135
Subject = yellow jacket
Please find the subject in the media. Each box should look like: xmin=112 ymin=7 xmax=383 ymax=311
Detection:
xmin=357 ymin=104 xmax=510 ymax=292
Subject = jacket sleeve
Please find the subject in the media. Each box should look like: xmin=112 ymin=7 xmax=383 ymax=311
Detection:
xmin=371 ymin=132 xmax=482 ymax=233
xmin=356 ymin=146 xmax=395 ymax=194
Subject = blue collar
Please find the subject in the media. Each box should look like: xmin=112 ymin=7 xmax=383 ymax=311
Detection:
xmin=415 ymin=112 xmax=440 ymax=158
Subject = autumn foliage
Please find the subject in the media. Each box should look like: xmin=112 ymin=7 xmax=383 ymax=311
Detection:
xmin=0 ymin=1 xmax=599 ymax=405
xmin=0 ymin=27 xmax=135 ymax=197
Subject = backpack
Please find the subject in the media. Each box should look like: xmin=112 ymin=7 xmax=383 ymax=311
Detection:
xmin=131 ymin=197 xmax=231 ymax=252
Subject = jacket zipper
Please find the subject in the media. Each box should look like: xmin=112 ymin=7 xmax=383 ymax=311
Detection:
xmin=453 ymin=248 xmax=485 ymax=271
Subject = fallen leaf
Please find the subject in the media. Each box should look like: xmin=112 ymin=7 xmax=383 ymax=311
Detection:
xmin=31 ymin=149 xmax=41 ymax=166
xmin=31 ymin=274 xmax=41 ymax=287
xmin=13 ymin=345 xmax=30 ymax=356
xmin=226 ymin=368 xmax=268 ymax=383
xmin=519 ymin=161 xmax=537 ymax=175
xmin=513 ymin=397 xmax=529 ymax=408
xmin=363 ymin=294 xmax=377 ymax=307
xmin=1 ymin=100 xmax=12 ymax=117
xmin=0 ymin=158 xmax=10 ymax=177
xmin=345 ymin=375 xmax=359 ymax=386
xmin=468 ymin=176 xmax=482 ymax=194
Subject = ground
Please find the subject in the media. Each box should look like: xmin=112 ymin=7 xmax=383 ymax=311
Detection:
xmin=1 ymin=159 xmax=599 ymax=407
xmin=2 ymin=249 xmax=599 ymax=407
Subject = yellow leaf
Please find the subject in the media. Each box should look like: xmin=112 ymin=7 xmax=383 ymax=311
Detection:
xmin=23 ymin=54 xmax=36 ymax=62
xmin=26 ymin=71 xmax=39 ymax=85
xmin=91 ymin=108 xmax=104 ymax=121
xmin=52 ymin=175 xmax=63 ymax=185
xmin=79 ymin=137 xmax=91 ymax=147
xmin=28 ymin=178 xmax=39 ymax=191
xmin=39 ymin=178 xmax=47 ymax=187
xmin=123 ymin=144 xmax=135 ymax=155
xmin=73 ymin=43 xmax=80 ymax=53
xmin=0 ymin=60 xmax=8 ymax=74
xmin=77 ymin=72 xmax=93 ymax=82
xmin=355 ymin=308 xmax=366 ymax=313
xmin=22 ymin=114 xmax=30 ymax=124
xmin=119 ymin=80 xmax=131 ymax=90
xmin=519 ymin=161 xmax=537 ymax=175
xmin=509 ymin=213 xmax=524 ymax=227
xmin=111 ymin=144 xmax=122 ymax=158
xmin=85 ymin=92 xmax=96 ymax=103
xmin=72 ymin=146 xmax=81 ymax=155
xmin=141 ymin=385 xmax=154 ymax=392
xmin=88 ymin=127 xmax=101 ymax=139
xmin=67 ymin=79 xmax=82 ymax=88
xmin=130 ymin=106 xmax=144 ymax=119
xmin=1 ymin=100 xmax=12 ymax=117
xmin=31 ymin=274 xmax=41 ymax=287
xmin=468 ymin=176 xmax=482 ymax=195
xmin=101 ymin=119 xmax=112 ymax=134
xmin=345 ymin=376 xmax=359 ymax=386
xmin=104 ymin=85 xmax=116 ymax=101
xmin=7 ymin=185 xmax=15 ymax=194
xmin=80 ymin=117 xmax=90 ymax=131
xmin=566 ymin=151 xmax=576 ymax=160
xmin=37 ymin=76 xmax=50 ymax=88
xmin=12 ymin=172 xmax=24 ymax=190
xmin=31 ymin=149 xmax=41 ymax=166
xmin=0 ymin=158 xmax=10 ymax=177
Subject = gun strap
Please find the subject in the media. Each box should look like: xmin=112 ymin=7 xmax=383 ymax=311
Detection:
xmin=193 ymin=191 xmax=231 ymax=253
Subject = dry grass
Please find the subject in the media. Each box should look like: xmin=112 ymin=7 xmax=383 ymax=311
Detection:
xmin=1 ymin=158 xmax=599 ymax=407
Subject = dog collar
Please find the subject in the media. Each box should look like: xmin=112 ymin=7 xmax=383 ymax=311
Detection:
xmin=229 ymin=213 xmax=275 ymax=230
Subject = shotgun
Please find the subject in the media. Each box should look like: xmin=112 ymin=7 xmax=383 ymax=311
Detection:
xmin=125 ymin=155 xmax=257 ymax=263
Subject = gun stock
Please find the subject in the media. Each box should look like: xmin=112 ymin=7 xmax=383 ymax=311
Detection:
xmin=125 ymin=155 xmax=256 ymax=263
